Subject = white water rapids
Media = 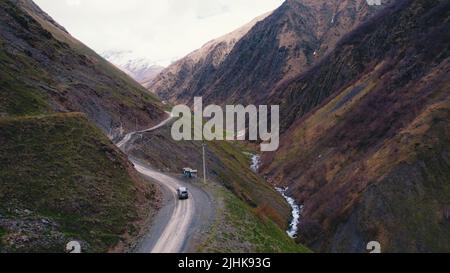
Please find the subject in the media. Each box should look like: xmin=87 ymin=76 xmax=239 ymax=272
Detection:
xmin=250 ymin=154 xmax=261 ymax=173
xmin=275 ymin=187 xmax=302 ymax=238
xmin=249 ymin=154 xmax=302 ymax=238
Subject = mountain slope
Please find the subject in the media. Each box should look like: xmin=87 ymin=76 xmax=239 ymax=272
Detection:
xmin=0 ymin=0 xmax=164 ymax=252
xmin=0 ymin=113 xmax=158 ymax=253
xmin=150 ymin=0 xmax=390 ymax=105
xmin=0 ymin=0 xmax=165 ymax=138
xmin=147 ymin=11 xmax=271 ymax=102
xmin=262 ymin=0 xmax=450 ymax=252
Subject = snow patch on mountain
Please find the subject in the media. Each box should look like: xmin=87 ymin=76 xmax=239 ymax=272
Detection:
xmin=102 ymin=50 xmax=164 ymax=85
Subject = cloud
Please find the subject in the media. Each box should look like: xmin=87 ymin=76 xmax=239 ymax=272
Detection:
xmin=34 ymin=0 xmax=284 ymax=66
xmin=65 ymin=0 xmax=80 ymax=7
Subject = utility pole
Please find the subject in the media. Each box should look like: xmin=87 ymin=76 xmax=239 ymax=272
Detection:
xmin=202 ymin=142 xmax=207 ymax=184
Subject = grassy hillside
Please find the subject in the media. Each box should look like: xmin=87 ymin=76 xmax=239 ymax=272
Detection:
xmin=198 ymin=185 xmax=310 ymax=253
xmin=0 ymin=0 xmax=165 ymax=137
xmin=0 ymin=0 xmax=166 ymax=253
xmin=0 ymin=113 xmax=158 ymax=253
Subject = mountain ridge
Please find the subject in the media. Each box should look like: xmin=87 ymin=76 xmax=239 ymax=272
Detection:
xmin=150 ymin=0 xmax=391 ymax=106
xmin=147 ymin=11 xmax=272 ymax=99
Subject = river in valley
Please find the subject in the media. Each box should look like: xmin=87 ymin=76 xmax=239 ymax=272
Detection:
xmin=249 ymin=154 xmax=302 ymax=238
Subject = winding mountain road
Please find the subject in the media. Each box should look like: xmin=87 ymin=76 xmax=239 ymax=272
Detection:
xmin=116 ymin=114 xmax=214 ymax=253
xmin=116 ymin=112 xmax=174 ymax=149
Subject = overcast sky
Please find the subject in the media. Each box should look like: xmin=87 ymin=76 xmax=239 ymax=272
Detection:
xmin=34 ymin=0 xmax=284 ymax=66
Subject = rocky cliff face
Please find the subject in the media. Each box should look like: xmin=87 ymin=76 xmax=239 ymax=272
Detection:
xmin=262 ymin=0 xmax=450 ymax=252
xmin=150 ymin=0 xmax=390 ymax=105
xmin=0 ymin=0 xmax=165 ymax=138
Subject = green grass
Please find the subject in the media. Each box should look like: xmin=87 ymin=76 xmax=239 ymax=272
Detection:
xmin=0 ymin=113 xmax=153 ymax=252
xmin=0 ymin=42 xmax=51 ymax=116
xmin=198 ymin=186 xmax=310 ymax=253
xmin=208 ymin=140 xmax=291 ymax=227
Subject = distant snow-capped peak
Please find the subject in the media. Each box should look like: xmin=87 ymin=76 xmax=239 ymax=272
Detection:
xmin=102 ymin=50 xmax=165 ymax=85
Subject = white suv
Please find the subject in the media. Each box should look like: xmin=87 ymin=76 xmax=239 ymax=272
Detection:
xmin=177 ymin=187 xmax=189 ymax=200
